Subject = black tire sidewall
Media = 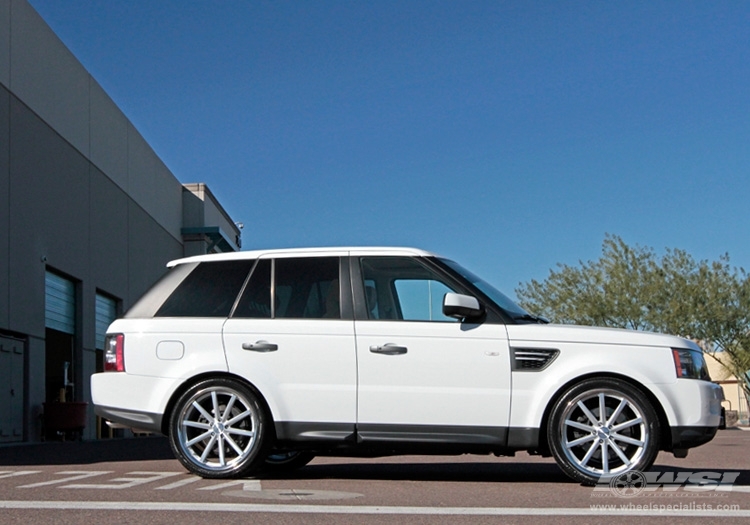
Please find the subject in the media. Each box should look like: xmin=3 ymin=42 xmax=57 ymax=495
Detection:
xmin=262 ymin=450 xmax=316 ymax=473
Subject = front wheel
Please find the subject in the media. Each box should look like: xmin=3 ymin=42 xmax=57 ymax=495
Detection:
xmin=169 ymin=378 xmax=269 ymax=479
xmin=547 ymin=378 xmax=660 ymax=485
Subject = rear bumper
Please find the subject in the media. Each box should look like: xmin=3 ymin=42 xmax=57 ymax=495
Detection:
xmin=91 ymin=372 xmax=180 ymax=434
xmin=94 ymin=405 xmax=163 ymax=434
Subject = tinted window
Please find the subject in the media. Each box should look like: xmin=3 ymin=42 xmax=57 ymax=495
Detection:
xmin=393 ymin=279 xmax=455 ymax=321
xmin=437 ymin=257 xmax=530 ymax=318
xmin=155 ymin=260 xmax=253 ymax=317
xmin=360 ymin=257 xmax=459 ymax=322
xmin=233 ymin=259 xmax=272 ymax=318
xmin=124 ymin=262 xmax=198 ymax=318
xmin=275 ymin=257 xmax=340 ymax=319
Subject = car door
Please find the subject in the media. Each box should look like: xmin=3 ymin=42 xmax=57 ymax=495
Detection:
xmin=353 ymin=256 xmax=511 ymax=444
xmin=222 ymin=254 xmax=357 ymax=442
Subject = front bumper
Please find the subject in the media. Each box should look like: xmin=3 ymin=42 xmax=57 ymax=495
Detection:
xmin=670 ymin=425 xmax=719 ymax=450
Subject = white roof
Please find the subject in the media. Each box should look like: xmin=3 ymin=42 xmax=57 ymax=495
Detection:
xmin=167 ymin=247 xmax=438 ymax=268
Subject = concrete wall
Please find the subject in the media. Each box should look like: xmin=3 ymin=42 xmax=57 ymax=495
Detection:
xmin=0 ymin=0 xmax=239 ymax=441
xmin=0 ymin=82 xmax=9 ymax=330
xmin=0 ymin=1 xmax=8 ymax=92
xmin=6 ymin=0 xmax=183 ymax=243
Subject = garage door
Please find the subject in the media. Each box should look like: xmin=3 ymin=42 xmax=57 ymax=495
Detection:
xmin=45 ymin=271 xmax=75 ymax=334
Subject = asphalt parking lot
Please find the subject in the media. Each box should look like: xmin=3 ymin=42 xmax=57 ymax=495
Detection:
xmin=1 ymin=429 xmax=749 ymax=524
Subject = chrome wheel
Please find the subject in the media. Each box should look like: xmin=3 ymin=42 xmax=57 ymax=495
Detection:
xmin=561 ymin=389 xmax=646 ymax=475
xmin=548 ymin=378 xmax=659 ymax=484
xmin=169 ymin=379 xmax=267 ymax=478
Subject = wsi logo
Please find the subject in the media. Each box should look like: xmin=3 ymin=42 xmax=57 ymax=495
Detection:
xmin=593 ymin=470 xmax=741 ymax=498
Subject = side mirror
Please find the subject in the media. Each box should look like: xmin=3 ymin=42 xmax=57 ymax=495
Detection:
xmin=443 ymin=293 xmax=483 ymax=320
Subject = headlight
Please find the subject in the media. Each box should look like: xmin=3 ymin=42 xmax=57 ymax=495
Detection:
xmin=672 ymin=348 xmax=710 ymax=380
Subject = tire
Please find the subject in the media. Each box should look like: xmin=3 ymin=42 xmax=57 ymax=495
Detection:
xmin=547 ymin=378 xmax=660 ymax=485
xmin=262 ymin=450 xmax=316 ymax=472
xmin=169 ymin=378 xmax=269 ymax=479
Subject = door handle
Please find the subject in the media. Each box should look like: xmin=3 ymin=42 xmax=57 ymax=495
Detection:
xmin=242 ymin=341 xmax=278 ymax=352
xmin=369 ymin=343 xmax=407 ymax=355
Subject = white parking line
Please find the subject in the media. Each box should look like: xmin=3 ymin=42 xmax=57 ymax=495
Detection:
xmin=155 ymin=477 xmax=202 ymax=490
xmin=62 ymin=471 xmax=181 ymax=490
xmin=18 ymin=471 xmax=113 ymax=489
xmin=0 ymin=501 xmax=748 ymax=517
xmin=0 ymin=471 xmax=40 ymax=480
xmin=197 ymin=479 xmax=261 ymax=491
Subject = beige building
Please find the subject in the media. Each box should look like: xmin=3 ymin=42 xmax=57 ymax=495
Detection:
xmin=706 ymin=354 xmax=748 ymax=425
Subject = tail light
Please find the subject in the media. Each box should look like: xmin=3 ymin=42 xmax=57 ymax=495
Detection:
xmin=104 ymin=334 xmax=125 ymax=372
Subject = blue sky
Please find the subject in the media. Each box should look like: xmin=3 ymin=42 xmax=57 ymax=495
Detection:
xmin=28 ymin=0 xmax=750 ymax=297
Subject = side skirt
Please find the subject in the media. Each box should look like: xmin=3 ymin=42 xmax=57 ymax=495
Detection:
xmin=274 ymin=422 xmax=542 ymax=452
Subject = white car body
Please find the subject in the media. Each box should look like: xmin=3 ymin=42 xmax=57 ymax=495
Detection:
xmin=91 ymin=247 xmax=723 ymax=483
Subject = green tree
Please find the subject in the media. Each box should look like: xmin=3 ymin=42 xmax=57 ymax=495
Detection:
xmin=516 ymin=234 xmax=750 ymax=400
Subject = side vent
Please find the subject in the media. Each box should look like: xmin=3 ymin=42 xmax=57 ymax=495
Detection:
xmin=511 ymin=348 xmax=559 ymax=371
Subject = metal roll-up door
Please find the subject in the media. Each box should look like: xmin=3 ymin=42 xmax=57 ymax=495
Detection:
xmin=45 ymin=271 xmax=76 ymax=334
xmin=95 ymin=294 xmax=117 ymax=350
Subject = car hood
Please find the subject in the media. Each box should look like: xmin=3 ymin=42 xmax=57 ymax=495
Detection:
xmin=505 ymin=323 xmax=697 ymax=350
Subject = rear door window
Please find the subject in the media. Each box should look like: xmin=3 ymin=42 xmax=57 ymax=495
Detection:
xmin=232 ymin=259 xmax=272 ymax=318
xmin=233 ymin=257 xmax=340 ymax=319
xmin=275 ymin=257 xmax=340 ymax=319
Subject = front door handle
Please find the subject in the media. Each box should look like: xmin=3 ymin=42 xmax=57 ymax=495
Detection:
xmin=242 ymin=341 xmax=278 ymax=352
xmin=369 ymin=343 xmax=407 ymax=355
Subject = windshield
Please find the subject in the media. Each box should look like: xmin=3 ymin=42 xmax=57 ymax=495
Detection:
xmin=437 ymin=258 xmax=532 ymax=319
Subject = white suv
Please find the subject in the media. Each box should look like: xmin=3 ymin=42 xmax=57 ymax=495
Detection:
xmin=91 ymin=247 xmax=723 ymax=484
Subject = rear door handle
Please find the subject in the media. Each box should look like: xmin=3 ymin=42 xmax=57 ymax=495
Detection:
xmin=369 ymin=343 xmax=407 ymax=355
xmin=242 ymin=341 xmax=278 ymax=352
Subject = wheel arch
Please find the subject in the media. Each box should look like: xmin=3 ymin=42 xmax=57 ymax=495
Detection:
xmin=536 ymin=372 xmax=671 ymax=455
xmin=160 ymin=371 xmax=276 ymax=438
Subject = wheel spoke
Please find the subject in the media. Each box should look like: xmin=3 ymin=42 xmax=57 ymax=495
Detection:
xmin=217 ymin=435 xmax=226 ymax=466
xmin=609 ymin=440 xmax=633 ymax=465
xmin=565 ymin=419 xmax=595 ymax=433
xmin=600 ymin=440 xmax=609 ymax=474
xmin=211 ymin=391 xmax=220 ymax=419
xmin=612 ymin=416 xmax=643 ymax=432
xmin=221 ymin=394 xmax=238 ymax=423
xmin=224 ymin=433 xmax=245 ymax=456
xmin=226 ymin=427 xmax=256 ymax=438
xmin=579 ymin=440 xmax=599 ymax=467
xmin=186 ymin=430 xmax=213 ymax=447
xmin=226 ymin=408 xmax=253 ymax=427
xmin=199 ymin=434 xmax=218 ymax=463
xmin=192 ymin=400 xmax=215 ymax=423
xmin=567 ymin=433 xmax=596 ymax=447
xmin=606 ymin=398 xmax=628 ymax=426
xmin=183 ymin=420 xmax=211 ymax=430
xmin=598 ymin=393 xmax=606 ymax=424
xmin=577 ymin=401 xmax=600 ymax=426
xmin=612 ymin=433 xmax=645 ymax=447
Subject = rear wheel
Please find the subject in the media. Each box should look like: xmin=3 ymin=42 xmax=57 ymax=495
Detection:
xmin=263 ymin=450 xmax=316 ymax=472
xmin=169 ymin=378 xmax=269 ymax=478
xmin=547 ymin=378 xmax=660 ymax=485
